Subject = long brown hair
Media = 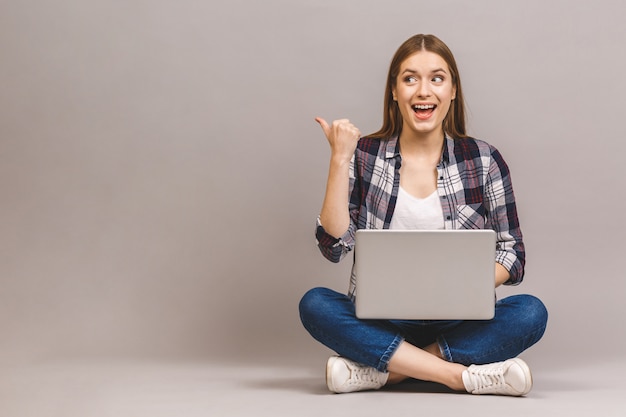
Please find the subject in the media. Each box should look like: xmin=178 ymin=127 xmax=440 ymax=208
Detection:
xmin=367 ymin=34 xmax=467 ymax=140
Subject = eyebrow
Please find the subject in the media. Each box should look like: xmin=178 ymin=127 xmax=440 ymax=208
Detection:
xmin=401 ymin=68 xmax=448 ymax=75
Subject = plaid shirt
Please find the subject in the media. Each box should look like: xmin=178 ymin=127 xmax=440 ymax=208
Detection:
xmin=316 ymin=135 xmax=525 ymax=297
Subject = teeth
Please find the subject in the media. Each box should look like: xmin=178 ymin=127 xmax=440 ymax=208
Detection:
xmin=413 ymin=104 xmax=435 ymax=110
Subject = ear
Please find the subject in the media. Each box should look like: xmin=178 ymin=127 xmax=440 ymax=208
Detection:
xmin=451 ymin=84 xmax=457 ymax=100
xmin=392 ymin=87 xmax=397 ymax=101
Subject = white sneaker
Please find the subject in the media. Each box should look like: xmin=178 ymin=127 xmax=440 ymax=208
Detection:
xmin=326 ymin=356 xmax=389 ymax=393
xmin=462 ymin=358 xmax=532 ymax=396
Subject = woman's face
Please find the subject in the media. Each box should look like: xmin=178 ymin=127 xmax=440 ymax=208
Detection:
xmin=392 ymin=51 xmax=456 ymax=140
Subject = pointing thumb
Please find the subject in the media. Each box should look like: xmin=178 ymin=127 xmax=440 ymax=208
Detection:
xmin=315 ymin=117 xmax=331 ymax=137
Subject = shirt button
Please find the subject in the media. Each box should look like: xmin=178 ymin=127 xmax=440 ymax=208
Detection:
xmin=439 ymin=176 xmax=443 ymax=180
xmin=446 ymin=216 xmax=451 ymax=220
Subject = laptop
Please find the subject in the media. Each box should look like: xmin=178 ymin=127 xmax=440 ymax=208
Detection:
xmin=354 ymin=229 xmax=496 ymax=320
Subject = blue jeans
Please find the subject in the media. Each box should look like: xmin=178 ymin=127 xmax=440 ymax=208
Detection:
xmin=299 ymin=287 xmax=548 ymax=372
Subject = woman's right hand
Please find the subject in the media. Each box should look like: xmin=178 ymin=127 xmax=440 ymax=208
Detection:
xmin=315 ymin=117 xmax=359 ymax=238
xmin=315 ymin=117 xmax=361 ymax=162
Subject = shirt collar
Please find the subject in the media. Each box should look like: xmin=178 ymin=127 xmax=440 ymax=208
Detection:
xmin=385 ymin=136 xmax=400 ymax=159
xmin=441 ymin=134 xmax=453 ymax=165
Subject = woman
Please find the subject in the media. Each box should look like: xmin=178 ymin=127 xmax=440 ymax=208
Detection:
xmin=299 ymin=34 xmax=548 ymax=396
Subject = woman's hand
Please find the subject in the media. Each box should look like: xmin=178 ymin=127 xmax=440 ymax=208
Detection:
xmin=315 ymin=117 xmax=361 ymax=162
xmin=495 ymin=263 xmax=511 ymax=287
xmin=315 ymin=117 xmax=360 ymax=238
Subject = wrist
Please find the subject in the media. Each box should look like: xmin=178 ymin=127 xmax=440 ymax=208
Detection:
xmin=329 ymin=153 xmax=352 ymax=168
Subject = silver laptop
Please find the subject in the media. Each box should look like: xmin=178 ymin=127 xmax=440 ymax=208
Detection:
xmin=354 ymin=229 xmax=496 ymax=320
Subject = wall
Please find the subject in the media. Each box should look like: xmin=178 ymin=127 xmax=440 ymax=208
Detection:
xmin=1 ymin=0 xmax=624 ymax=366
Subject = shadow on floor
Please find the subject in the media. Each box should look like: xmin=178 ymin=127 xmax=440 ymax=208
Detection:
xmin=241 ymin=375 xmax=461 ymax=396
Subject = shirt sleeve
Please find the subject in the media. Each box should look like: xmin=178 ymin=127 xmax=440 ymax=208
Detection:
xmin=485 ymin=146 xmax=525 ymax=285
xmin=315 ymin=154 xmax=359 ymax=263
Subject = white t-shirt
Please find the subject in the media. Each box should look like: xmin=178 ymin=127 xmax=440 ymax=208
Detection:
xmin=389 ymin=187 xmax=444 ymax=230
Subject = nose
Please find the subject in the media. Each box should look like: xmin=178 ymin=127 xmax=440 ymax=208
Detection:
xmin=416 ymin=80 xmax=431 ymax=97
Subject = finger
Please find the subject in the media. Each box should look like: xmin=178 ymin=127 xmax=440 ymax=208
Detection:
xmin=315 ymin=117 xmax=331 ymax=136
xmin=334 ymin=120 xmax=359 ymax=138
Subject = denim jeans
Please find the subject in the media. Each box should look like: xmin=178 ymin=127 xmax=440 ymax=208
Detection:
xmin=299 ymin=287 xmax=548 ymax=372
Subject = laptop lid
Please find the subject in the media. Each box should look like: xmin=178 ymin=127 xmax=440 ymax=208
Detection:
xmin=354 ymin=229 xmax=496 ymax=320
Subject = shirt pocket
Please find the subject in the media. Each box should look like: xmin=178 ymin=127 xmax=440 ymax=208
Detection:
xmin=456 ymin=203 xmax=486 ymax=229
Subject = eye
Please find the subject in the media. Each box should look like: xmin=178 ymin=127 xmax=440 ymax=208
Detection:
xmin=432 ymin=75 xmax=444 ymax=83
xmin=404 ymin=76 xmax=417 ymax=84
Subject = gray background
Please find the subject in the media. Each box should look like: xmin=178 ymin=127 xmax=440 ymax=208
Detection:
xmin=1 ymin=0 xmax=625 ymax=371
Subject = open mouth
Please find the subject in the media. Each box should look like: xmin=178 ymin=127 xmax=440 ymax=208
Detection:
xmin=412 ymin=104 xmax=436 ymax=119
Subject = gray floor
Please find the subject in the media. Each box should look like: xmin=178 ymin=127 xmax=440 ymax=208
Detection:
xmin=2 ymin=355 xmax=624 ymax=417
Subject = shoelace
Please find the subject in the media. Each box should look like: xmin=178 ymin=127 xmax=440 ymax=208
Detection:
xmin=467 ymin=365 xmax=506 ymax=392
xmin=348 ymin=363 xmax=383 ymax=386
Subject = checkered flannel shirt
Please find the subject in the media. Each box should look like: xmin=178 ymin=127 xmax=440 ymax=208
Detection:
xmin=315 ymin=135 xmax=525 ymax=297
